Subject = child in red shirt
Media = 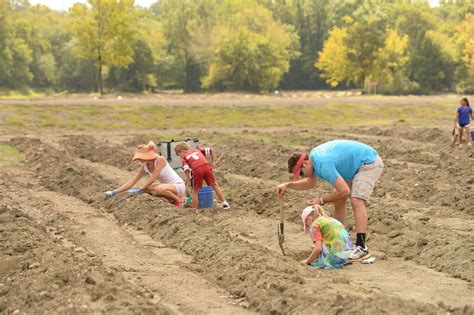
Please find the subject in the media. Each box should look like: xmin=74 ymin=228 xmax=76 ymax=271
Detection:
xmin=175 ymin=142 xmax=230 ymax=209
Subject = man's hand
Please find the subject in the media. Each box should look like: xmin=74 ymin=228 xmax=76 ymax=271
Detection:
xmin=307 ymin=198 xmax=321 ymax=206
xmin=276 ymin=183 xmax=289 ymax=198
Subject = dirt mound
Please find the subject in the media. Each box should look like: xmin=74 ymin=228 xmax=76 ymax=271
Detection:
xmin=43 ymin=133 xmax=474 ymax=281
xmin=8 ymin=137 xmax=473 ymax=314
xmin=60 ymin=135 xmax=136 ymax=171
xmin=0 ymin=195 xmax=169 ymax=314
xmin=363 ymin=126 xmax=451 ymax=144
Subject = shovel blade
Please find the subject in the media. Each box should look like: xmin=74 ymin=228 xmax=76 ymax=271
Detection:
xmin=277 ymin=223 xmax=285 ymax=255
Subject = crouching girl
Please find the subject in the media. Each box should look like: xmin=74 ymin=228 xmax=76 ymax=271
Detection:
xmin=104 ymin=141 xmax=186 ymax=207
xmin=301 ymin=205 xmax=352 ymax=269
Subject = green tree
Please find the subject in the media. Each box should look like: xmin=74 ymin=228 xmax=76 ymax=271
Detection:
xmin=316 ymin=18 xmax=412 ymax=92
xmin=106 ymin=39 xmax=156 ymax=92
xmin=0 ymin=0 xmax=32 ymax=89
xmin=69 ymin=0 xmax=136 ymax=95
xmin=387 ymin=3 xmax=457 ymax=92
xmin=456 ymin=13 xmax=474 ymax=92
xmin=152 ymin=0 xmax=219 ymax=92
xmin=57 ymin=40 xmax=98 ymax=92
xmin=315 ymin=25 xmax=351 ymax=87
xmin=203 ymin=5 xmax=296 ymax=91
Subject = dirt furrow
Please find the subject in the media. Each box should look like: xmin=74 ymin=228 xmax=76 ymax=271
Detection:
xmin=0 ymin=174 xmax=172 ymax=314
xmin=9 ymin=137 xmax=473 ymax=314
xmin=31 ymin=190 xmax=253 ymax=314
xmin=48 ymin=134 xmax=474 ymax=281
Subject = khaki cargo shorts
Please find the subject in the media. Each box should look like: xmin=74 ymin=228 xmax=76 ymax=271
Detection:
xmin=351 ymin=155 xmax=384 ymax=201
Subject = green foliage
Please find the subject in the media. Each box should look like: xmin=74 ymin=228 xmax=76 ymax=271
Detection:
xmin=203 ymin=5 xmax=295 ymax=91
xmin=0 ymin=1 xmax=32 ymax=89
xmin=456 ymin=13 xmax=474 ymax=93
xmin=0 ymin=0 xmax=473 ymax=94
xmin=0 ymin=143 xmax=23 ymax=170
xmin=69 ymin=0 xmax=137 ymax=94
xmin=316 ymin=17 xmax=412 ymax=93
xmin=106 ymin=39 xmax=156 ymax=92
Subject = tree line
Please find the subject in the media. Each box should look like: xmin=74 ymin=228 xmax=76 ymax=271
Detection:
xmin=0 ymin=0 xmax=473 ymax=95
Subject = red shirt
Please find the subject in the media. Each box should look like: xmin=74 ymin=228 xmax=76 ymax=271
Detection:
xmin=181 ymin=149 xmax=210 ymax=172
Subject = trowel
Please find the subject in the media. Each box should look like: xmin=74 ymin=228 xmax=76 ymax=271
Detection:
xmin=277 ymin=208 xmax=286 ymax=255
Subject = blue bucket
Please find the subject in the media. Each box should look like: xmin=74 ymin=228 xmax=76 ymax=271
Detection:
xmin=198 ymin=186 xmax=214 ymax=208
xmin=471 ymin=130 xmax=474 ymax=141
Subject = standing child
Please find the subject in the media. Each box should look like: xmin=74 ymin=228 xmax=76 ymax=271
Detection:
xmin=301 ymin=205 xmax=352 ymax=268
xmin=174 ymin=141 xmax=230 ymax=209
xmin=454 ymin=97 xmax=473 ymax=148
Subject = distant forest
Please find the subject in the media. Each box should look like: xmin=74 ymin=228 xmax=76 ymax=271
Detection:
xmin=0 ymin=0 xmax=473 ymax=94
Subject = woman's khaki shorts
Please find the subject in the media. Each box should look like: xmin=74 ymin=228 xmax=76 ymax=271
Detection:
xmin=351 ymin=156 xmax=384 ymax=201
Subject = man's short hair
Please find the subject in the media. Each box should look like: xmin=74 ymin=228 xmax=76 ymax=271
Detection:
xmin=288 ymin=152 xmax=308 ymax=173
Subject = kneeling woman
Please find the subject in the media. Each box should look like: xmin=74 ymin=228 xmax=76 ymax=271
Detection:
xmin=301 ymin=205 xmax=352 ymax=268
xmin=105 ymin=141 xmax=185 ymax=207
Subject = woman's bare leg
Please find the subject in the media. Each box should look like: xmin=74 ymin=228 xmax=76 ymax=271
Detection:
xmin=146 ymin=184 xmax=180 ymax=202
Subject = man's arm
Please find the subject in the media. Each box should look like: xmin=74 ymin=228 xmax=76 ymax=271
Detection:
xmin=276 ymin=176 xmax=316 ymax=197
xmin=287 ymin=176 xmax=316 ymax=190
xmin=310 ymin=176 xmax=350 ymax=205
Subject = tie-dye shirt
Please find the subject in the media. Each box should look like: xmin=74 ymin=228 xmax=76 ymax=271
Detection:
xmin=309 ymin=216 xmax=352 ymax=269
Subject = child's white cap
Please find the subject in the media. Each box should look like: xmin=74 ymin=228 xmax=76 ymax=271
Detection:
xmin=301 ymin=206 xmax=314 ymax=233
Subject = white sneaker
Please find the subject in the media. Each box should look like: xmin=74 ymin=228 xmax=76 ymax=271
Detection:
xmin=349 ymin=245 xmax=370 ymax=261
xmin=222 ymin=201 xmax=230 ymax=209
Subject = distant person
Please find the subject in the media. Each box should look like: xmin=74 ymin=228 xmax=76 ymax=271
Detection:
xmin=454 ymin=97 xmax=472 ymax=148
xmin=175 ymin=142 xmax=230 ymax=209
xmin=104 ymin=141 xmax=186 ymax=207
xmin=276 ymin=140 xmax=383 ymax=261
xmin=300 ymin=205 xmax=352 ymax=268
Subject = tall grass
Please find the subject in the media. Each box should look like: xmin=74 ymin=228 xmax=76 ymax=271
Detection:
xmin=0 ymin=102 xmax=455 ymax=133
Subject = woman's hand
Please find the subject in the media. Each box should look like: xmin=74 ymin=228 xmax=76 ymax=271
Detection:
xmin=276 ymin=183 xmax=289 ymax=198
xmin=104 ymin=190 xmax=117 ymax=197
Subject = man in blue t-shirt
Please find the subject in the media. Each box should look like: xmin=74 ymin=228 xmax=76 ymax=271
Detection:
xmin=277 ymin=140 xmax=384 ymax=261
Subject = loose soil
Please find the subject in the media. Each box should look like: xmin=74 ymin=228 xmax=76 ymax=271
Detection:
xmin=1 ymin=121 xmax=473 ymax=314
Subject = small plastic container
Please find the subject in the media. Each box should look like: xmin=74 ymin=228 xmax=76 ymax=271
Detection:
xmin=198 ymin=186 xmax=214 ymax=208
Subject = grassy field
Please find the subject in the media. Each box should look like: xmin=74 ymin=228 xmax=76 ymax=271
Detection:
xmin=0 ymin=144 xmax=23 ymax=169
xmin=0 ymin=102 xmax=455 ymax=132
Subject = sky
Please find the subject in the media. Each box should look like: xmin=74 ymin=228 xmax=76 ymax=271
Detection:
xmin=29 ymin=0 xmax=157 ymax=11
xmin=29 ymin=0 xmax=441 ymax=11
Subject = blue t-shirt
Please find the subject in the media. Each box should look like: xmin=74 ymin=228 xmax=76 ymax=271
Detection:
xmin=457 ymin=106 xmax=472 ymax=126
xmin=310 ymin=140 xmax=378 ymax=186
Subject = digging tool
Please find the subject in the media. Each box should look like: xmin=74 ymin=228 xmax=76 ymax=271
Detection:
xmin=127 ymin=188 xmax=143 ymax=193
xmin=277 ymin=208 xmax=286 ymax=255
xmin=213 ymin=153 xmax=224 ymax=169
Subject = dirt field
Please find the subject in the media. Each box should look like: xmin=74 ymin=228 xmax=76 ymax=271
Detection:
xmin=0 ymin=95 xmax=473 ymax=314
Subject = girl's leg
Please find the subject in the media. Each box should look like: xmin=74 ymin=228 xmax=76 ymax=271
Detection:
xmin=211 ymin=183 xmax=225 ymax=203
xmin=458 ymin=127 xmax=464 ymax=147
xmin=146 ymin=184 xmax=180 ymax=202
xmin=466 ymin=126 xmax=472 ymax=146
